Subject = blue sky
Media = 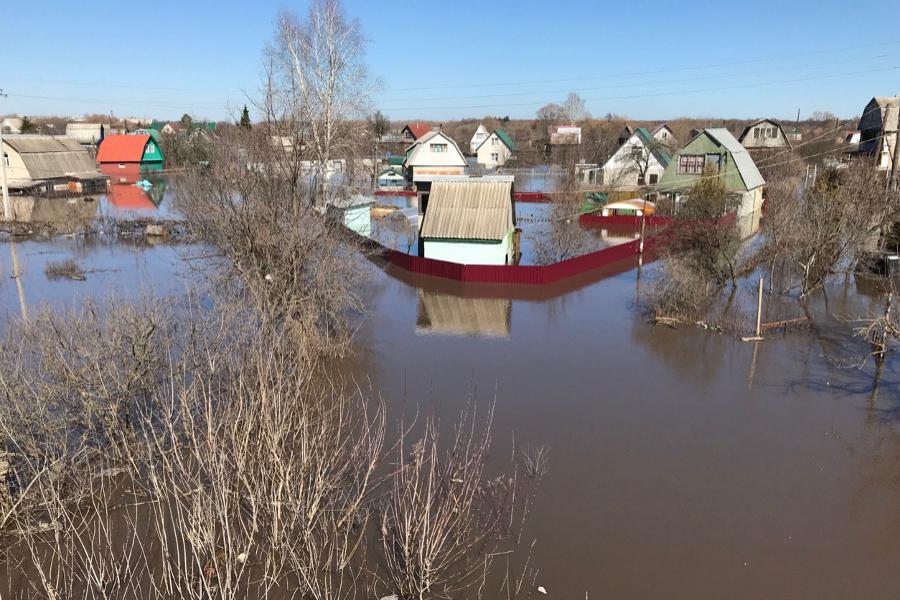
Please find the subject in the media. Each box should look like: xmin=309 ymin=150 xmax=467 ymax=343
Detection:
xmin=2 ymin=0 xmax=899 ymax=123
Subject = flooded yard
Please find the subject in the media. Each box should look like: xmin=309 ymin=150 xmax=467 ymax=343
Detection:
xmin=2 ymin=185 xmax=899 ymax=598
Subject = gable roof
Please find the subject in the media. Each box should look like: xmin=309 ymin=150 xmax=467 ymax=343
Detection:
xmin=634 ymin=127 xmax=672 ymax=167
xmin=651 ymin=123 xmax=674 ymax=136
xmin=475 ymin=128 xmax=518 ymax=153
xmin=96 ymin=134 xmax=151 ymax=163
xmin=702 ymin=128 xmax=765 ymax=190
xmin=738 ymin=119 xmax=792 ymax=148
xmin=420 ymin=179 xmax=515 ymax=241
xmin=403 ymin=122 xmax=432 ymax=140
xmin=405 ymin=131 xmax=467 ymax=167
xmin=2 ymin=135 xmax=97 ymax=180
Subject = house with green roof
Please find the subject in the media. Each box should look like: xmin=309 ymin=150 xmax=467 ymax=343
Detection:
xmin=476 ymin=128 xmax=517 ymax=169
xmin=601 ymin=127 xmax=672 ymax=189
xmin=658 ymin=128 xmax=765 ymax=218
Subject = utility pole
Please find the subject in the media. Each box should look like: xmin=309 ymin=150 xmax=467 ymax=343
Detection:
xmin=890 ymin=111 xmax=900 ymax=190
xmin=0 ymin=88 xmax=11 ymax=221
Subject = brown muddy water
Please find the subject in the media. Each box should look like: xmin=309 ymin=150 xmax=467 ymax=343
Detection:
xmin=2 ymin=233 xmax=900 ymax=599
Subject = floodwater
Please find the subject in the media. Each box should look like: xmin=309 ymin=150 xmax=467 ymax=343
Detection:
xmin=3 ymin=211 xmax=900 ymax=597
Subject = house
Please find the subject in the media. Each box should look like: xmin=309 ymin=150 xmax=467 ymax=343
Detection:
xmin=96 ymin=134 xmax=165 ymax=173
xmin=738 ymin=119 xmax=792 ymax=151
xmin=658 ymin=128 xmax=765 ymax=219
xmin=549 ymin=125 xmax=582 ymax=145
xmin=601 ymin=127 xmax=672 ymax=188
xmin=617 ymin=125 xmax=634 ymax=146
xmin=403 ymin=130 xmax=467 ymax=205
xmin=326 ymin=194 xmax=375 ymax=236
xmin=470 ymin=124 xmax=490 ymax=154
xmin=149 ymin=120 xmax=177 ymax=135
xmin=476 ymin=128 xmax=517 ymax=169
xmin=65 ymin=122 xmax=113 ymax=145
xmin=651 ymin=124 xmax=677 ymax=148
xmin=1 ymin=118 xmax=24 ymax=134
xmin=401 ymin=122 xmax=432 ymax=143
xmin=377 ymin=166 xmax=406 ymax=189
xmin=419 ymin=177 xmax=516 ymax=265
xmin=1 ymin=134 xmax=103 ymax=192
xmin=857 ymin=96 xmax=900 ymax=170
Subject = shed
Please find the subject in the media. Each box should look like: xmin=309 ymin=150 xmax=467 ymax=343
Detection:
xmin=419 ymin=178 xmax=516 ymax=265
xmin=377 ymin=166 xmax=406 ymax=188
xmin=327 ymin=194 xmax=375 ymax=236
xmin=1 ymin=135 xmax=101 ymax=191
xmin=96 ymin=134 xmax=165 ymax=169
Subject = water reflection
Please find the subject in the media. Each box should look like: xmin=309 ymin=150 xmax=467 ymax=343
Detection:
xmin=11 ymin=195 xmax=99 ymax=232
xmin=101 ymin=166 xmax=170 ymax=214
xmin=415 ymin=288 xmax=511 ymax=338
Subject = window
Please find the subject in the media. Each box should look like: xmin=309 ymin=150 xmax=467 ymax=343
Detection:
xmin=753 ymin=128 xmax=762 ymax=139
xmin=649 ymin=173 xmax=658 ymax=184
xmin=430 ymin=143 xmax=447 ymax=153
xmin=2 ymin=152 xmax=8 ymax=167
xmin=492 ymin=137 xmax=499 ymax=146
xmin=705 ymin=153 xmax=722 ymax=172
xmin=491 ymin=152 xmax=499 ymax=162
xmin=767 ymin=127 xmax=776 ymax=138
xmin=677 ymin=154 xmax=705 ymax=174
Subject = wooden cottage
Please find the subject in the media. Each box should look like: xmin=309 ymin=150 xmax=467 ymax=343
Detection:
xmin=469 ymin=124 xmax=490 ymax=154
xmin=601 ymin=127 xmax=672 ymax=188
xmin=475 ymin=128 xmax=517 ymax=169
xmin=96 ymin=134 xmax=165 ymax=172
xmin=1 ymin=134 xmax=104 ymax=193
xmin=738 ymin=119 xmax=792 ymax=152
xmin=419 ymin=177 xmax=516 ymax=265
xmin=856 ymin=96 xmax=899 ymax=170
xmin=401 ymin=122 xmax=432 ymax=143
xmin=658 ymin=128 xmax=765 ymax=219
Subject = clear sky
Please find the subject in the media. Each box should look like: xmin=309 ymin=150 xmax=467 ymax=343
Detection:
xmin=2 ymin=0 xmax=899 ymax=123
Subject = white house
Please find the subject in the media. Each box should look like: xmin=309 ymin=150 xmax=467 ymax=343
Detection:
xmin=65 ymin=122 xmax=112 ymax=145
xmin=376 ymin=166 xmax=405 ymax=189
xmin=549 ymin=125 xmax=582 ymax=145
xmin=470 ymin=124 xmax=489 ymax=154
xmin=403 ymin=130 xmax=467 ymax=184
xmin=600 ymin=127 xmax=672 ymax=188
xmin=651 ymin=124 xmax=677 ymax=147
xmin=476 ymin=129 xmax=517 ymax=169
xmin=738 ymin=119 xmax=792 ymax=151
xmin=419 ymin=177 xmax=516 ymax=265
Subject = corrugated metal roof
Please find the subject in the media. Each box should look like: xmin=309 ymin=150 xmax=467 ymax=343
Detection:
xmin=3 ymin=135 xmax=84 ymax=154
xmin=96 ymin=134 xmax=150 ymax=163
xmin=3 ymin=135 xmax=98 ymax=180
xmin=704 ymin=128 xmax=765 ymax=190
xmin=420 ymin=179 xmax=514 ymax=241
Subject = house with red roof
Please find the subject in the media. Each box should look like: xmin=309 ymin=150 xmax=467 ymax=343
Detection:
xmin=96 ymin=134 xmax=165 ymax=170
xmin=401 ymin=122 xmax=432 ymax=143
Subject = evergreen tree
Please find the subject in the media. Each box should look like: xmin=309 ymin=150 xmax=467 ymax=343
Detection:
xmin=20 ymin=116 xmax=36 ymax=133
xmin=239 ymin=105 xmax=252 ymax=130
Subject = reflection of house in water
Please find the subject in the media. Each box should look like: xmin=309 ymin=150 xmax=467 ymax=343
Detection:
xmin=416 ymin=289 xmax=511 ymax=338
xmin=101 ymin=166 xmax=167 ymax=211
xmin=12 ymin=195 xmax=99 ymax=232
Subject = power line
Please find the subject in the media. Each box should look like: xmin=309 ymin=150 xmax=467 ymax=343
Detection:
xmin=375 ymin=65 xmax=900 ymax=112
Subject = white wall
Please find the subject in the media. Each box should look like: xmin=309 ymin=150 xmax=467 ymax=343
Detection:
xmin=476 ymin=133 xmax=513 ymax=169
xmin=601 ymin=132 xmax=666 ymax=188
xmin=470 ymin=125 xmax=489 ymax=153
xmin=423 ymin=237 xmax=511 ymax=265
xmin=1 ymin=143 xmax=34 ymax=189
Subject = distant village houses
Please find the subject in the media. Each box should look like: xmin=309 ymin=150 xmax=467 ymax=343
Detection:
xmin=856 ymin=95 xmax=899 ymax=170
xmin=476 ymin=129 xmax=517 ymax=169
xmin=651 ymin=124 xmax=677 ymax=147
xmin=65 ymin=122 xmax=115 ymax=146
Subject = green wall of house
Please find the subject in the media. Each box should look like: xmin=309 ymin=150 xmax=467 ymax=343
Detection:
xmin=142 ymin=140 xmax=165 ymax=166
xmin=658 ymin=134 xmax=747 ymax=192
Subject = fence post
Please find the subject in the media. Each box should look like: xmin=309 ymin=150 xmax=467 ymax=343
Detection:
xmin=755 ymin=276 xmax=764 ymax=337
